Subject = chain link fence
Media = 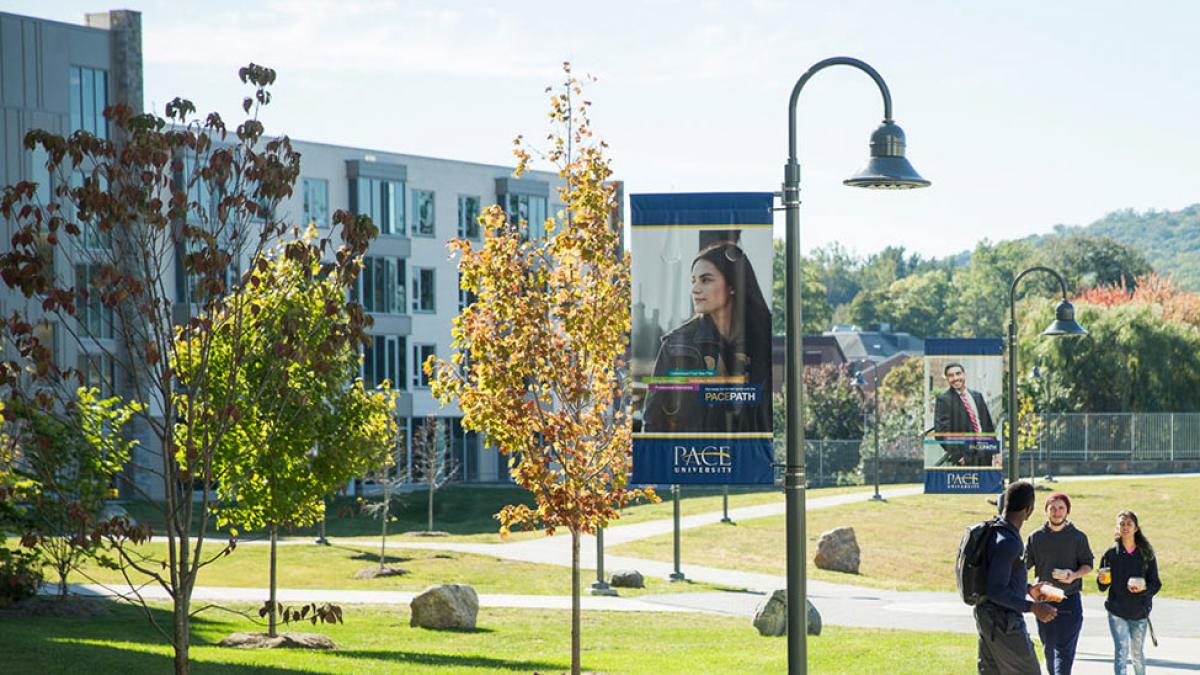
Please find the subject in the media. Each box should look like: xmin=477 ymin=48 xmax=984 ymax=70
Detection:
xmin=1039 ymin=412 xmax=1200 ymax=461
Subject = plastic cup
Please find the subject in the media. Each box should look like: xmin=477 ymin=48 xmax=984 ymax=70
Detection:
xmin=1052 ymin=568 xmax=1071 ymax=582
xmin=1099 ymin=568 xmax=1112 ymax=585
xmin=1128 ymin=576 xmax=1146 ymax=592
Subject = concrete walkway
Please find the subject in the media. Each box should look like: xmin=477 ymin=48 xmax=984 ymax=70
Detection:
xmin=66 ymin=474 xmax=1200 ymax=672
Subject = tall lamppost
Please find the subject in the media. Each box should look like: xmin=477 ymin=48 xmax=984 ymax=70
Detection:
xmin=783 ymin=56 xmax=929 ymax=674
xmin=1007 ymin=267 xmax=1087 ymax=485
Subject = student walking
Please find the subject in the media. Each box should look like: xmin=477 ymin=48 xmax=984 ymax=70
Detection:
xmin=974 ymin=481 xmax=1058 ymax=674
xmin=1097 ymin=510 xmax=1161 ymax=675
xmin=1025 ymin=492 xmax=1093 ymax=675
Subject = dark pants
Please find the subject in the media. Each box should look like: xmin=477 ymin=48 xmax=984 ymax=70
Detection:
xmin=974 ymin=603 xmax=1041 ymax=675
xmin=1037 ymin=592 xmax=1083 ymax=675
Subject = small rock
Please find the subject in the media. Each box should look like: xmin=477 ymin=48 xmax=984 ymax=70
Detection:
xmin=410 ymin=584 xmax=479 ymax=630
xmin=218 ymin=632 xmax=336 ymax=649
xmin=814 ymin=526 xmax=860 ymax=574
xmin=98 ymin=503 xmax=135 ymax=526
xmin=752 ymin=590 xmax=821 ymax=637
xmin=608 ymin=570 xmax=644 ymax=589
xmin=354 ymin=565 xmax=409 ymax=579
xmin=402 ymin=530 xmax=450 ymax=537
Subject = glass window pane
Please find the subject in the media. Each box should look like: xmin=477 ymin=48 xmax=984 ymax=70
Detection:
xmin=95 ymin=69 xmax=108 ymax=140
xmin=70 ymin=67 xmax=82 ymax=133
xmin=82 ymin=68 xmax=97 ymax=136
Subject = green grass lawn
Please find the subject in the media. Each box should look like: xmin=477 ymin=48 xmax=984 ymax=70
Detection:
xmin=120 ymin=483 xmax=873 ymax=545
xmin=65 ymin=542 xmax=729 ymax=597
xmin=0 ymin=600 xmax=980 ymax=674
xmin=611 ymin=476 xmax=1200 ymax=600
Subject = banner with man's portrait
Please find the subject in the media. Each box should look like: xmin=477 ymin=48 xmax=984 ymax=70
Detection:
xmin=923 ymin=338 xmax=1004 ymax=494
xmin=630 ymin=193 xmax=775 ymax=485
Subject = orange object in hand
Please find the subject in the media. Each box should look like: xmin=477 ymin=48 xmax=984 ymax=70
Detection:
xmin=1041 ymin=585 xmax=1065 ymax=603
xmin=1099 ymin=568 xmax=1112 ymax=585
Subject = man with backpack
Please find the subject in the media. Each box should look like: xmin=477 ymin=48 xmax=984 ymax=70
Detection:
xmin=1025 ymin=492 xmax=1093 ymax=675
xmin=973 ymin=480 xmax=1059 ymax=674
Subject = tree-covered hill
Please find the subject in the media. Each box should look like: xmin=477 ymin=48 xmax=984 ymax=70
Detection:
xmin=1035 ymin=203 xmax=1200 ymax=290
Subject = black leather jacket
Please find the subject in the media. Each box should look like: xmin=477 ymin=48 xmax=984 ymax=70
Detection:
xmin=641 ymin=315 xmax=771 ymax=433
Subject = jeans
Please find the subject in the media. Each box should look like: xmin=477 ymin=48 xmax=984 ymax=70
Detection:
xmin=1107 ymin=612 xmax=1148 ymax=675
xmin=974 ymin=603 xmax=1041 ymax=675
xmin=1037 ymin=592 xmax=1083 ymax=675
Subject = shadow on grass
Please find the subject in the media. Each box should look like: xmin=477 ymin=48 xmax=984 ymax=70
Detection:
xmin=335 ymin=649 xmax=563 ymax=671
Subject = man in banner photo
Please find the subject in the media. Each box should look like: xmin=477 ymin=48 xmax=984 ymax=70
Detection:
xmin=630 ymin=192 xmax=774 ymax=486
xmin=923 ymin=337 xmax=1004 ymax=494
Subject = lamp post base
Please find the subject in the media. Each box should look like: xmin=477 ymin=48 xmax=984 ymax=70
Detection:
xmin=669 ymin=572 xmax=687 ymax=583
xmin=590 ymin=581 xmax=618 ymax=596
xmin=868 ymin=493 xmax=886 ymax=503
xmin=314 ymin=537 xmax=330 ymax=546
xmin=720 ymin=516 xmax=736 ymax=525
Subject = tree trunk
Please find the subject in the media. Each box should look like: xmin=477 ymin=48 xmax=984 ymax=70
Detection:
xmin=427 ymin=483 xmax=434 ymax=532
xmin=172 ymin=591 xmax=191 ymax=674
xmin=380 ymin=483 xmax=389 ymax=570
xmin=571 ymin=528 xmax=581 ymax=675
xmin=57 ymin=567 xmax=69 ymax=599
xmin=268 ymin=523 xmax=278 ymax=637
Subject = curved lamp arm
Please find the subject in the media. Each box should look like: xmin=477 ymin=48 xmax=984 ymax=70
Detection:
xmin=788 ymin=57 xmax=894 ymax=164
xmin=1010 ymin=265 xmax=1070 ymax=312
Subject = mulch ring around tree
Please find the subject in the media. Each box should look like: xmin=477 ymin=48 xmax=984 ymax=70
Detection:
xmin=353 ymin=565 xmax=409 ymax=579
xmin=218 ymin=632 xmax=336 ymax=650
xmin=0 ymin=596 xmax=113 ymax=618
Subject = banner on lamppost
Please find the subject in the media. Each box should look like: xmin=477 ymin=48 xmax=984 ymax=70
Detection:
xmin=630 ymin=193 xmax=775 ymax=485
xmin=923 ymin=337 xmax=1005 ymax=494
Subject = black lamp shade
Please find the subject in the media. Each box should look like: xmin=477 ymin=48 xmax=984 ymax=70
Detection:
xmin=1042 ymin=299 xmax=1088 ymax=336
xmin=844 ymin=121 xmax=931 ymax=189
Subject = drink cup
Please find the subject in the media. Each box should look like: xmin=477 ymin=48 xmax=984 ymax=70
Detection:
xmin=1099 ymin=568 xmax=1112 ymax=585
xmin=1041 ymin=585 xmax=1065 ymax=602
xmin=1128 ymin=576 xmax=1146 ymax=592
xmin=1052 ymin=568 xmax=1071 ymax=582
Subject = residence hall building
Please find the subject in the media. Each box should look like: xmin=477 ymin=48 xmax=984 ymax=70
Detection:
xmin=0 ymin=8 xmax=568 ymax=497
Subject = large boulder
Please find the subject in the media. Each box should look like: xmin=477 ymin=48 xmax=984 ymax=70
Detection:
xmin=752 ymin=590 xmax=821 ymax=637
xmin=409 ymin=584 xmax=479 ymax=630
xmin=98 ymin=503 xmax=135 ymax=526
xmin=814 ymin=526 xmax=860 ymax=574
xmin=218 ymin=632 xmax=336 ymax=649
xmin=609 ymin=570 xmax=645 ymax=589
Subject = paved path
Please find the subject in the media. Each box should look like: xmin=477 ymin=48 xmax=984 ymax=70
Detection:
xmin=76 ymin=474 xmax=1200 ymax=672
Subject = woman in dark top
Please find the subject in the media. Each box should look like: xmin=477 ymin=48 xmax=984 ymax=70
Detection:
xmin=641 ymin=241 xmax=772 ymax=433
xmin=1097 ymin=510 xmax=1161 ymax=675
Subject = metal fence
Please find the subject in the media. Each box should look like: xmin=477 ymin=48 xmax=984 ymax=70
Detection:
xmin=794 ymin=439 xmax=924 ymax=488
xmin=1039 ymin=412 xmax=1200 ymax=461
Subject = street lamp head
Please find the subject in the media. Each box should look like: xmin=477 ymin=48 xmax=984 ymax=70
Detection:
xmin=843 ymin=121 xmax=931 ymax=190
xmin=1042 ymin=299 xmax=1088 ymax=337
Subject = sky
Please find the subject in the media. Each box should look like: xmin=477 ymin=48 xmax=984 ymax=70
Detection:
xmin=7 ymin=1 xmax=1200 ymax=259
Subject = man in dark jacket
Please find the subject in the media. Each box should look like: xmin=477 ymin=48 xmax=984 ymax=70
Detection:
xmin=935 ymin=362 xmax=996 ymax=466
xmin=975 ymin=480 xmax=1058 ymax=674
xmin=1025 ymin=492 xmax=1094 ymax=675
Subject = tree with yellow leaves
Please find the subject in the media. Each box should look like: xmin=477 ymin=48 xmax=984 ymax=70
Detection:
xmin=428 ymin=63 xmax=655 ymax=675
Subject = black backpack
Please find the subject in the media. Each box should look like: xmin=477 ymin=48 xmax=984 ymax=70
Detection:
xmin=957 ymin=517 xmax=1002 ymax=605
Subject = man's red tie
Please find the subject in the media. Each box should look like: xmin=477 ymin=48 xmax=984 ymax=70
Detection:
xmin=958 ymin=390 xmax=981 ymax=433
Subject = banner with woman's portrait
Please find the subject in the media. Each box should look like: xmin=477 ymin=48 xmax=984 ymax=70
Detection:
xmin=923 ymin=337 xmax=1004 ymax=494
xmin=630 ymin=193 xmax=775 ymax=485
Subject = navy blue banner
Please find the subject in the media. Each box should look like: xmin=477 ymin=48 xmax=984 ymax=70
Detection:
xmin=924 ymin=468 xmax=1004 ymax=494
xmin=632 ymin=436 xmax=775 ymax=485
xmin=925 ymin=337 xmax=1004 ymax=356
xmin=631 ymin=192 xmax=774 ymax=227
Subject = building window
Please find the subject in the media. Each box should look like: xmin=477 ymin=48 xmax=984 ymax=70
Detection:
xmin=458 ymin=195 xmax=481 ymax=239
xmin=362 ymin=335 xmax=406 ymax=390
xmin=356 ymin=257 xmax=406 ymax=315
xmin=75 ymin=264 xmax=115 ymax=339
xmin=457 ymin=272 xmax=477 ymax=313
xmin=302 ymin=178 xmax=329 ymax=227
xmin=412 ymin=268 xmax=435 ymax=313
xmin=70 ymin=66 xmax=109 ymax=139
xmin=78 ymin=352 xmax=115 ymax=397
xmin=412 ymin=344 xmax=436 ymax=389
xmin=351 ymin=178 xmax=405 ymax=236
xmin=503 ymin=193 xmax=548 ymax=240
xmin=413 ymin=190 xmax=435 ymax=237
xmin=33 ymin=321 xmax=60 ymax=371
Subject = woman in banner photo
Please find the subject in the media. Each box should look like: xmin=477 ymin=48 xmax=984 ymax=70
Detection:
xmin=1097 ymin=510 xmax=1161 ymax=675
xmin=641 ymin=240 xmax=772 ymax=433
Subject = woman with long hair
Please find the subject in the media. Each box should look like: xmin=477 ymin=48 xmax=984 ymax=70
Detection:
xmin=642 ymin=241 xmax=772 ymax=433
xmin=1097 ymin=510 xmax=1162 ymax=675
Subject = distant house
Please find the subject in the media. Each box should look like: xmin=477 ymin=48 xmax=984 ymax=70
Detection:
xmin=771 ymin=324 xmax=924 ymax=395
